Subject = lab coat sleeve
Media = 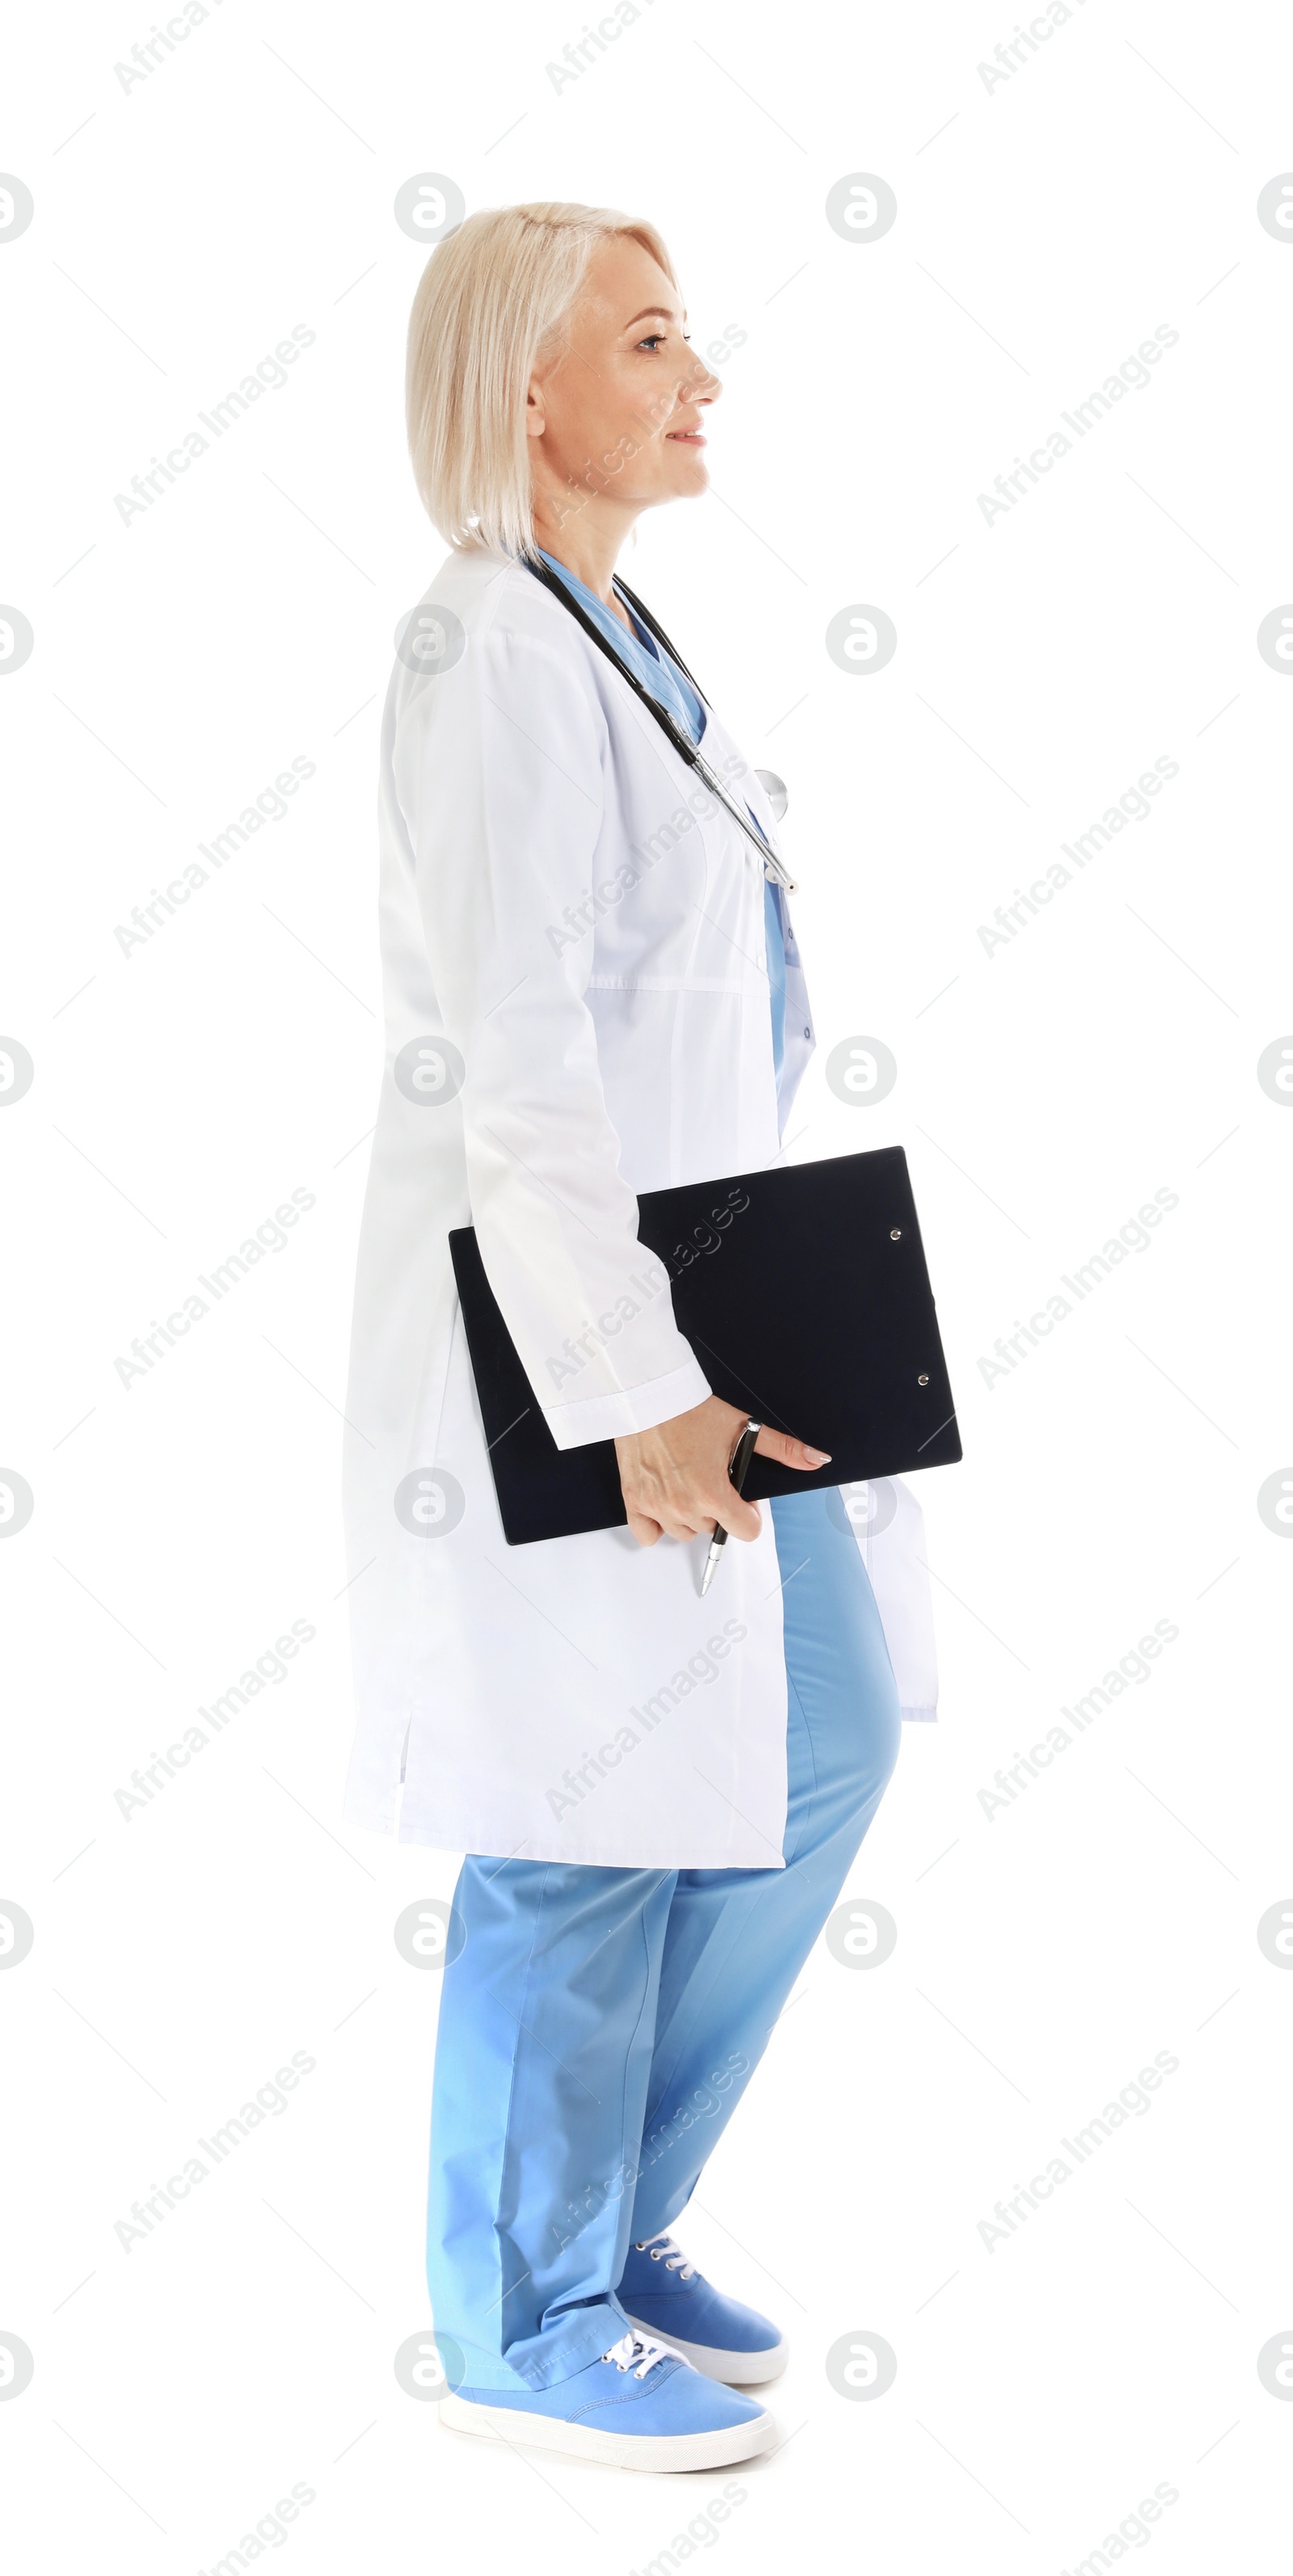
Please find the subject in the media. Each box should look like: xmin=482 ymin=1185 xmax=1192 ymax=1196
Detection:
xmin=860 ymin=1479 xmax=940 ymax=1720
xmin=402 ymin=618 xmax=713 ymax=1451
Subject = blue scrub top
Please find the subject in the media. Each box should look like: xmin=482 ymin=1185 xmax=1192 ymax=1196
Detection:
xmin=537 ymin=551 xmax=787 ymax=1096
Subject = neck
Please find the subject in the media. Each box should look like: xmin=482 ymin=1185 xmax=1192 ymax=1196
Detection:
xmin=529 ymin=491 xmax=642 ymax=609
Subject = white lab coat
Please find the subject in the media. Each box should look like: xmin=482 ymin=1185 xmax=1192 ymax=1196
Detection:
xmin=341 ymin=545 xmax=937 ymax=1866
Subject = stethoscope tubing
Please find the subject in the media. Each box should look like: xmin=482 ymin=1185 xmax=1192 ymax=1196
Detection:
xmin=523 ymin=554 xmax=796 ymax=891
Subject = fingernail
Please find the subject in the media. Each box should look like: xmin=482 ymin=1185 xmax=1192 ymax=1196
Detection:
xmin=804 ymin=1448 xmax=831 ymax=1466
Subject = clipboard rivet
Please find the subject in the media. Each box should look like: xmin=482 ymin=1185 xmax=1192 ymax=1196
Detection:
xmin=917 ymin=1372 xmax=929 ymax=1386
xmin=890 ymin=1228 xmax=902 ymax=1240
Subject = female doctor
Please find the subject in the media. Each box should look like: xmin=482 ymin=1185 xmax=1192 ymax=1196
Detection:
xmin=342 ymin=200 xmax=936 ymax=2475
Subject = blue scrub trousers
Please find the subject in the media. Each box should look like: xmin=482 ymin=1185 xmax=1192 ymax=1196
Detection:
xmin=426 ymin=1486 xmax=902 ymax=2392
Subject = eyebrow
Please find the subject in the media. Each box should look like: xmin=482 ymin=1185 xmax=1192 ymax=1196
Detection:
xmin=623 ymin=306 xmax=688 ymax=329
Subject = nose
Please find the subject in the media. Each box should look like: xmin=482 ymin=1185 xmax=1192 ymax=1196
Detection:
xmin=682 ymin=349 xmax=722 ymax=403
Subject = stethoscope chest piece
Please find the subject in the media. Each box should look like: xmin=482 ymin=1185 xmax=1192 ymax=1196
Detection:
xmin=754 ymin=769 xmax=788 ymax=822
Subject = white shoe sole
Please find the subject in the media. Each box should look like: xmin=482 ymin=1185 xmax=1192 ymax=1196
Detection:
xmin=621 ymin=2316 xmax=789 ymax=2386
xmin=440 ymin=2388 xmax=777 ymax=2473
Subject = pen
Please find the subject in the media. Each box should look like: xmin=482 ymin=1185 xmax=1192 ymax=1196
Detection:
xmin=700 ymin=1420 xmax=762 ymax=1596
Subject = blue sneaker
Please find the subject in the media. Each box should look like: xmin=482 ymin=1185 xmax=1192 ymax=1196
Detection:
xmin=619 ymin=2232 xmax=787 ymax=2385
xmin=440 ymin=2329 xmax=776 ymax=2472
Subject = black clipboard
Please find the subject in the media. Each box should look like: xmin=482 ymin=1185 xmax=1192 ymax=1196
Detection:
xmin=449 ymin=1146 xmax=961 ymax=1546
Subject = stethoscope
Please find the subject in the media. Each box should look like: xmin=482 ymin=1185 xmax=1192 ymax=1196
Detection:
xmin=524 ymin=554 xmax=796 ymax=892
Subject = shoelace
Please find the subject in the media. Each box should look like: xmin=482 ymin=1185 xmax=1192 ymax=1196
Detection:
xmin=632 ymin=2229 xmax=697 ymax=2279
xmin=600 ymin=2328 xmax=679 ymax=2379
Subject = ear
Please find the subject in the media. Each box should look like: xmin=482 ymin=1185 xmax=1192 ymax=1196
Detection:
xmin=524 ymin=382 xmax=545 ymax=441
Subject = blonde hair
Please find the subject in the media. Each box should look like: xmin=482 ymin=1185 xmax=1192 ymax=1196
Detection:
xmin=406 ymin=200 xmax=677 ymax=560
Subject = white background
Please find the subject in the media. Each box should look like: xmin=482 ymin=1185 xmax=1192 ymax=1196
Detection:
xmin=2 ymin=1 xmax=1291 ymax=2568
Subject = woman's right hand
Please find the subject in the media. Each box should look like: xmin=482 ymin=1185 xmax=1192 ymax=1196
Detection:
xmin=614 ymin=1395 xmax=830 ymax=1548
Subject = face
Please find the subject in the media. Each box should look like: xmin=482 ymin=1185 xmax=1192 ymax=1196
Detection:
xmin=526 ymin=233 xmax=721 ymax=529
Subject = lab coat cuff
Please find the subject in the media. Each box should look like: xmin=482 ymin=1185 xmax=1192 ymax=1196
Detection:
xmin=541 ymin=1355 xmax=712 ymax=1452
